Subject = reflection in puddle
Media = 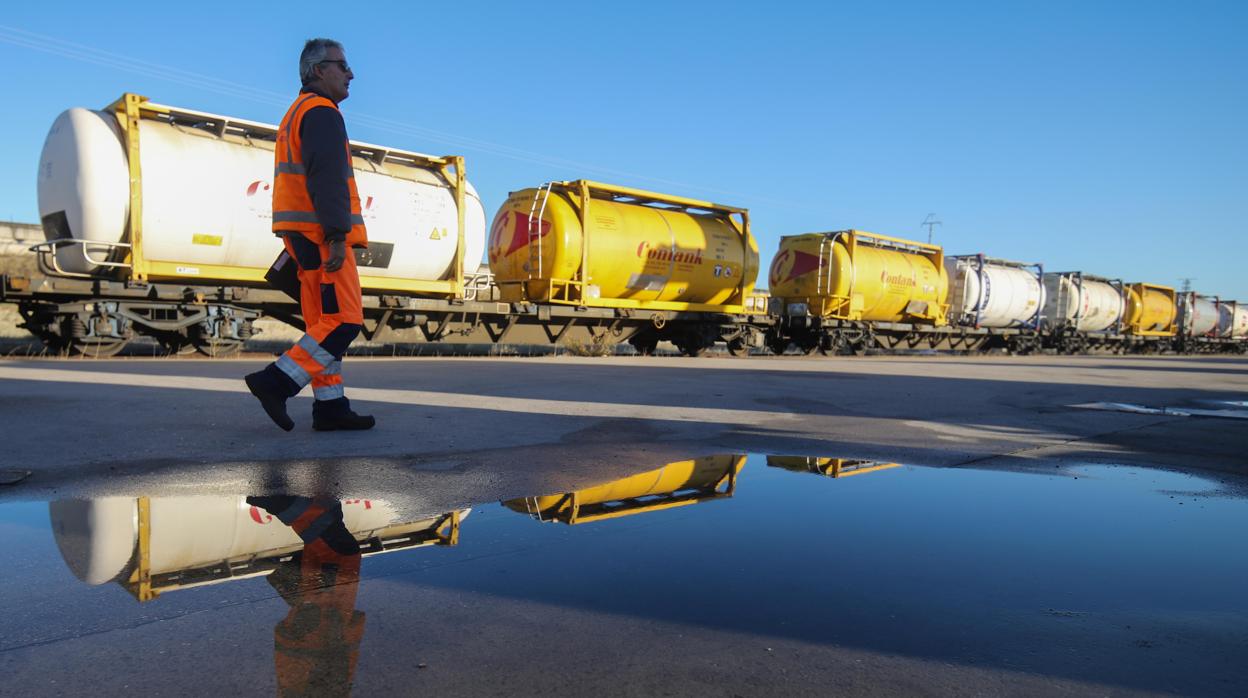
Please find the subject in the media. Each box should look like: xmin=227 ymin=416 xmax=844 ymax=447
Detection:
xmin=505 ymin=454 xmax=743 ymax=524
xmin=52 ymin=496 xmax=465 ymax=601
xmin=766 ymin=456 xmax=902 ymax=478
xmin=52 ymin=497 xmax=465 ymax=694
xmin=12 ymin=453 xmax=1248 ymax=695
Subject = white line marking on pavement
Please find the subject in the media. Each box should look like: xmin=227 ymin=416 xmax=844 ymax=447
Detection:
xmin=0 ymin=365 xmax=797 ymax=426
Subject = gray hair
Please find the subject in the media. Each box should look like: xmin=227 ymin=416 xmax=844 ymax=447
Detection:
xmin=299 ymin=38 xmax=343 ymax=85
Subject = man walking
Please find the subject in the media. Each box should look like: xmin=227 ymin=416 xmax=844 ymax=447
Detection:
xmin=246 ymin=38 xmax=375 ymax=431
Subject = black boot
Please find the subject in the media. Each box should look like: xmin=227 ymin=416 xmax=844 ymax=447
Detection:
xmin=245 ymin=365 xmax=299 ymax=432
xmin=312 ymin=397 xmax=376 ymax=431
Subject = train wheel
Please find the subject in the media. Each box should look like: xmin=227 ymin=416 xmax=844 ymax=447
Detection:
xmin=675 ymin=339 xmax=709 ymax=357
xmin=726 ymin=337 xmax=750 ymax=357
xmin=189 ymin=324 xmax=244 ymax=357
xmin=192 ymin=337 xmax=243 ymax=358
xmin=154 ymin=330 xmax=197 ymax=356
xmin=67 ymin=337 xmax=129 ymax=358
xmin=628 ymin=332 xmax=660 ymax=356
xmin=681 ymin=343 xmax=709 ymax=358
xmin=765 ymin=335 xmax=790 ymax=356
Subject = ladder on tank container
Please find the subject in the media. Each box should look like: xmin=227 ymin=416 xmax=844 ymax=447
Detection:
xmin=526 ymin=182 xmax=555 ymax=280
xmin=814 ymin=232 xmax=854 ymax=313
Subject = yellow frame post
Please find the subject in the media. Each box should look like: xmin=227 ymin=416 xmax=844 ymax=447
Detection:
xmin=735 ymin=209 xmax=751 ymax=306
xmin=112 ymin=93 xmax=149 ymax=283
xmin=127 ymin=496 xmax=157 ymax=601
xmin=578 ymin=180 xmax=591 ymax=303
xmin=448 ymin=156 xmax=466 ymax=296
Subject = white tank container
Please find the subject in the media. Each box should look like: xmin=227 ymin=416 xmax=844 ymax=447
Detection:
xmin=37 ymin=104 xmax=485 ymax=283
xmin=1218 ymin=303 xmax=1248 ymax=339
xmin=1178 ymin=295 xmax=1219 ymax=336
xmin=1041 ymin=273 xmax=1124 ymax=333
xmin=945 ymin=257 xmax=1045 ymax=328
xmin=50 ymin=497 xmax=466 ymax=586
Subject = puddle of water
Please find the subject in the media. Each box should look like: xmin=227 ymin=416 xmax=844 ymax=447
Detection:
xmin=1 ymin=455 xmax=1246 ymax=695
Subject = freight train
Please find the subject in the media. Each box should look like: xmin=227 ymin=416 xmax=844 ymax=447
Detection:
xmin=1 ymin=93 xmax=1243 ymax=357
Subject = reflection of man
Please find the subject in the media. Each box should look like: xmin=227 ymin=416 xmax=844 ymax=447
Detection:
xmin=247 ymin=496 xmax=365 ymax=697
xmin=245 ymin=37 xmax=374 ymax=432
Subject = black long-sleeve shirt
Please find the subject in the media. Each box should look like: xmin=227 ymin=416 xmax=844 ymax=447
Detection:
xmin=298 ymin=88 xmax=352 ymax=243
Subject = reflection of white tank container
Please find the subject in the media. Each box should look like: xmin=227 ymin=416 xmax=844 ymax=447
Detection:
xmin=945 ymin=255 xmax=1045 ymax=328
xmin=50 ymin=497 xmax=467 ymax=600
xmin=36 ymin=94 xmax=485 ymax=290
xmin=1040 ymin=272 xmax=1124 ymax=333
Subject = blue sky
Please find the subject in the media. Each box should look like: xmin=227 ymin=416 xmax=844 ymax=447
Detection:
xmin=1 ymin=1 xmax=1244 ymax=298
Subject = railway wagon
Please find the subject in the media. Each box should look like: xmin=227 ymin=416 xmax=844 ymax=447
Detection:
xmin=1039 ymin=271 xmax=1129 ymax=352
xmin=1122 ymin=283 xmax=1178 ymax=337
xmin=768 ymin=230 xmax=1018 ymax=354
xmin=1218 ymin=300 xmax=1248 ymax=339
xmin=1176 ymin=292 xmax=1222 ymax=353
xmin=51 ymin=496 xmax=465 ymax=601
xmin=1040 ymin=274 xmax=1185 ymax=353
xmin=488 ymin=181 xmax=767 ymax=356
xmin=767 ymin=232 xmax=1066 ymax=355
xmin=7 ymin=93 xmax=495 ymax=357
xmin=943 ymin=254 xmax=1046 ymax=352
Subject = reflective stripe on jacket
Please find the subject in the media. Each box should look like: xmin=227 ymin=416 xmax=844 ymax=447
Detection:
xmin=272 ymin=93 xmax=368 ymax=247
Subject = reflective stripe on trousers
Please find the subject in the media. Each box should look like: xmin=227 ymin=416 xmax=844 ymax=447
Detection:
xmin=272 ymin=234 xmax=363 ymax=397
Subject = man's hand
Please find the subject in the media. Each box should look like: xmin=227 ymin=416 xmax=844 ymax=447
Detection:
xmin=325 ymin=239 xmax=347 ymax=273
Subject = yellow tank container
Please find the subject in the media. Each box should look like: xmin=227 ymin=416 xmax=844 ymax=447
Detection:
xmin=766 ymin=456 xmax=901 ymax=478
xmin=503 ymin=454 xmax=745 ymax=524
xmin=1124 ymin=283 xmax=1177 ymax=336
xmin=488 ymin=181 xmax=759 ymax=312
xmin=769 ymin=230 xmax=949 ymax=325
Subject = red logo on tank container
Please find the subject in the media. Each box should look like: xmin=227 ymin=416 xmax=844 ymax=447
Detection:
xmin=769 ymin=249 xmax=822 ymax=286
xmin=489 ymin=211 xmax=551 ymax=260
xmin=248 ymin=506 xmax=274 ymax=524
xmin=246 ymin=180 xmax=271 ymax=197
xmin=245 ymin=180 xmax=273 ymax=218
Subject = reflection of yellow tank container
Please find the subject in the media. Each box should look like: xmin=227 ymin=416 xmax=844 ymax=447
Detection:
xmin=766 ymin=456 xmax=901 ymax=478
xmin=488 ymin=181 xmax=760 ymax=313
xmin=769 ymin=230 xmax=949 ymax=325
xmin=49 ymin=496 xmax=465 ymax=602
xmin=504 ymin=454 xmax=746 ymax=525
xmin=1123 ymin=283 xmax=1177 ymax=336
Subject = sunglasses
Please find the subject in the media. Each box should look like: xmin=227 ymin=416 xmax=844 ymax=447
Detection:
xmin=318 ymin=59 xmax=351 ymax=72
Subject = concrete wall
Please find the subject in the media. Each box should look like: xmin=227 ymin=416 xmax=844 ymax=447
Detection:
xmin=0 ymin=220 xmax=41 ymax=256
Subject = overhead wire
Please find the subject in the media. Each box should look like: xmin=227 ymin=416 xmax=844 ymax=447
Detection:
xmin=0 ymin=24 xmax=820 ymax=212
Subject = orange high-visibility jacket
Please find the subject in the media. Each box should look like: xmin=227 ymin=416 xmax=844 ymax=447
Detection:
xmin=272 ymin=93 xmax=368 ymax=247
